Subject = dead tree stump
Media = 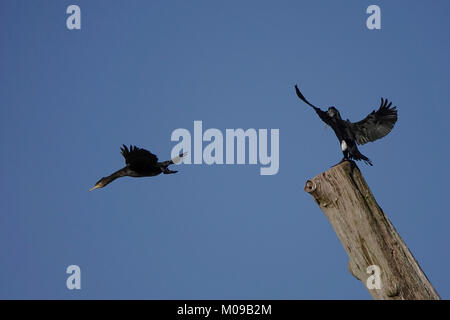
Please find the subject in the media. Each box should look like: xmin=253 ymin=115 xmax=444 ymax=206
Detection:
xmin=304 ymin=160 xmax=440 ymax=300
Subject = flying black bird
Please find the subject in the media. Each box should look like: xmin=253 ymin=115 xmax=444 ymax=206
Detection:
xmin=294 ymin=85 xmax=398 ymax=166
xmin=90 ymin=145 xmax=187 ymax=191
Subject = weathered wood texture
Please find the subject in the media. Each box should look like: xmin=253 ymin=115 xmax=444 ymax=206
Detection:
xmin=304 ymin=161 xmax=440 ymax=300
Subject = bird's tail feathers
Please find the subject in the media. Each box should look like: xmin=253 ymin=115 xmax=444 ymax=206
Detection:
xmin=352 ymin=150 xmax=373 ymax=166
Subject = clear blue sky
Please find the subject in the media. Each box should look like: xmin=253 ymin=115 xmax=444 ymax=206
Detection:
xmin=1 ymin=0 xmax=449 ymax=299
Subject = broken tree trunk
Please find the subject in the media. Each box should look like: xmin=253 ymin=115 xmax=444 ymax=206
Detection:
xmin=304 ymin=160 xmax=440 ymax=300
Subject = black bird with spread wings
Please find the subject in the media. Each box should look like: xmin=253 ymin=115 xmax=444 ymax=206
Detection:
xmin=294 ymin=85 xmax=398 ymax=166
xmin=90 ymin=145 xmax=187 ymax=190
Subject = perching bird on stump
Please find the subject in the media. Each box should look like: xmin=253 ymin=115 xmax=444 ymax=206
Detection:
xmin=294 ymin=85 xmax=398 ymax=166
xmin=90 ymin=145 xmax=187 ymax=191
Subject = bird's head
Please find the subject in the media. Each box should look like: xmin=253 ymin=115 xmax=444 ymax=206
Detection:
xmin=89 ymin=177 xmax=107 ymax=191
xmin=327 ymin=106 xmax=340 ymax=118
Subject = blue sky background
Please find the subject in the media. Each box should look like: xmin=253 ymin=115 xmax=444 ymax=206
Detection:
xmin=1 ymin=0 xmax=449 ymax=299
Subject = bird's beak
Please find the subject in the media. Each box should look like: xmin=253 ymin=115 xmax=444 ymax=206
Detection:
xmin=89 ymin=184 xmax=101 ymax=191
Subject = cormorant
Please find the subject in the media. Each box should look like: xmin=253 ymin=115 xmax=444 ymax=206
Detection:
xmin=90 ymin=145 xmax=187 ymax=191
xmin=294 ymin=85 xmax=398 ymax=166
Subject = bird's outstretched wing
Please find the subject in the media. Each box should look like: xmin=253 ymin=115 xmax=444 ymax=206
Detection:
xmin=120 ymin=145 xmax=158 ymax=166
xmin=295 ymin=85 xmax=332 ymax=125
xmin=351 ymin=98 xmax=398 ymax=145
